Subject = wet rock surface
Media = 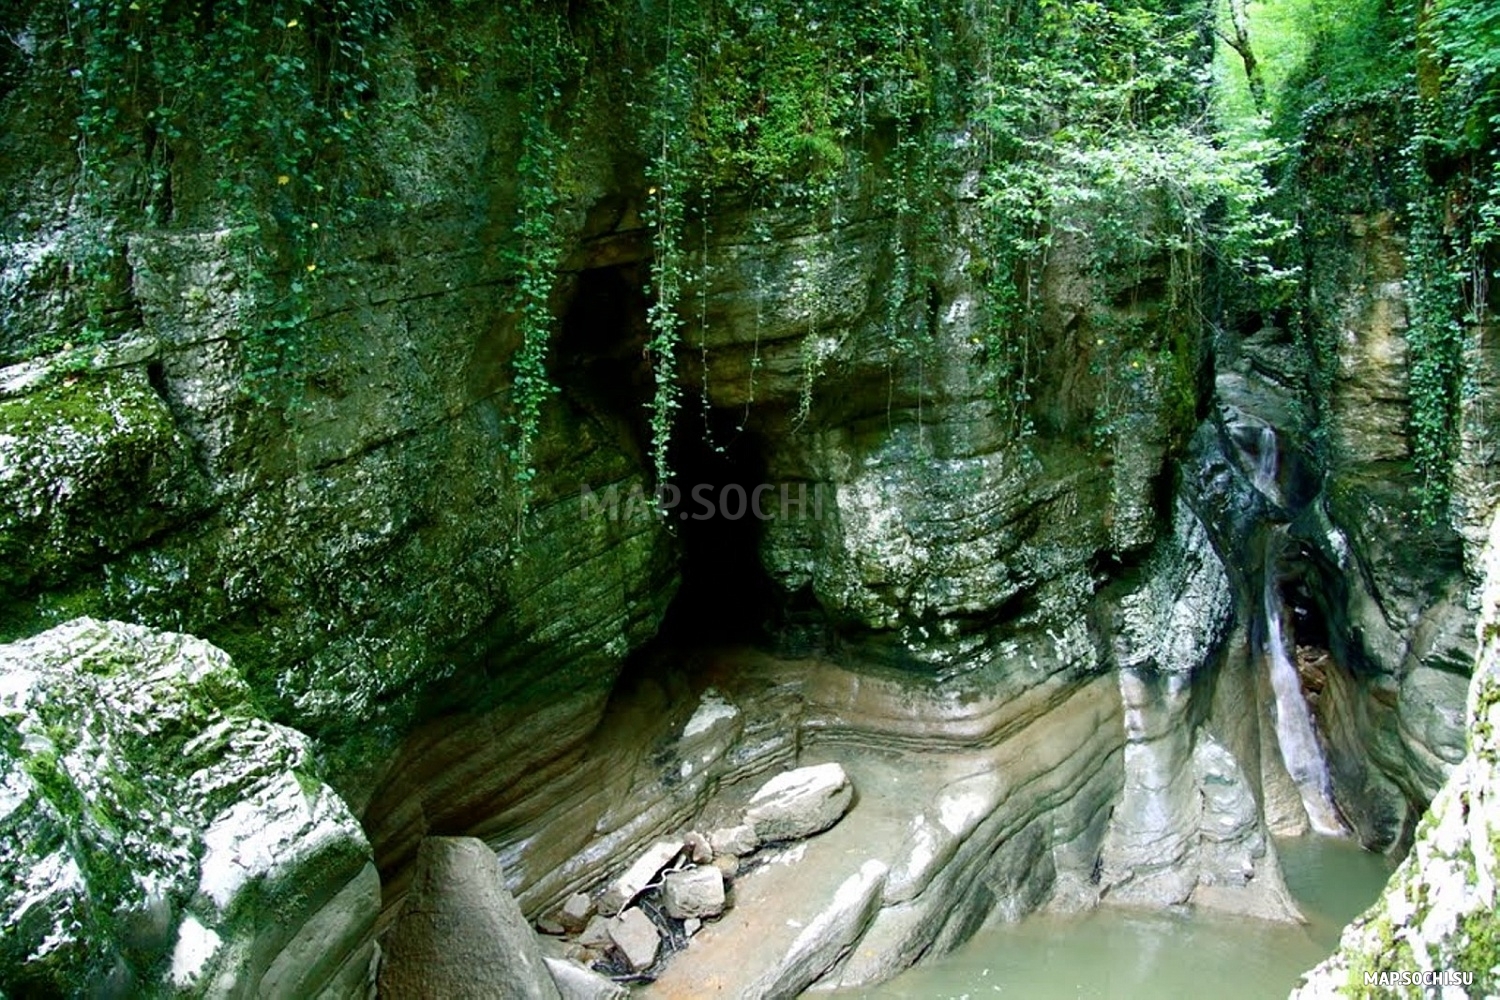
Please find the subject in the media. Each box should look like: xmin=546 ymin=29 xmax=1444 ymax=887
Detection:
xmin=1292 ymin=510 xmax=1500 ymax=998
xmin=0 ymin=7 xmax=1491 ymax=996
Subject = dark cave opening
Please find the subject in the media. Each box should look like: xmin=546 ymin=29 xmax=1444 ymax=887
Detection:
xmin=553 ymin=260 xmax=789 ymax=653
xmin=653 ymin=407 xmax=781 ymax=647
xmin=553 ymin=261 xmax=655 ymax=460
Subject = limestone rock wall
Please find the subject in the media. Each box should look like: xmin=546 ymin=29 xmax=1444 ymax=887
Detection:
xmin=0 ymin=23 xmax=679 ymax=794
xmin=0 ymin=2 xmax=1491 ymax=990
xmin=1215 ymin=193 xmax=1493 ymax=848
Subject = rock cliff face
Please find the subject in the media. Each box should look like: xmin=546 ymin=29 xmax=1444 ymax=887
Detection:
xmin=1202 ymin=103 xmax=1500 ymax=852
xmin=0 ymin=0 xmax=1491 ymax=993
xmin=1291 ymin=508 xmax=1500 ymax=997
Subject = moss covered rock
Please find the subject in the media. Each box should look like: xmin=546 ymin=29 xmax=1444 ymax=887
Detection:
xmin=0 ymin=367 xmax=209 ymax=601
xmin=0 ymin=618 xmax=376 ymax=997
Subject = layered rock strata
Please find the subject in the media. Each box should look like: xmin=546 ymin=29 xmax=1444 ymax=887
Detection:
xmin=1291 ymin=509 xmax=1500 ymax=997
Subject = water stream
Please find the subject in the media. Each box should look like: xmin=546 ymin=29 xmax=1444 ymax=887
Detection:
xmin=857 ymin=836 xmax=1395 ymax=999
xmin=1251 ymin=424 xmax=1280 ymax=501
xmin=1263 ymin=528 xmax=1346 ymax=836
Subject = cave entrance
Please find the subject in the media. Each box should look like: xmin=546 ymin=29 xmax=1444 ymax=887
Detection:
xmin=552 ymin=261 xmax=655 ymax=458
xmin=654 ymin=408 xmax=779 ymax=647
xmin=552 ymin=259 xmax=785 ymax=650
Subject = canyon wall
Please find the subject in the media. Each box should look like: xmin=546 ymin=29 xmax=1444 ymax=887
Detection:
xmin=0 ymin=1 xmax=1492 ymax=992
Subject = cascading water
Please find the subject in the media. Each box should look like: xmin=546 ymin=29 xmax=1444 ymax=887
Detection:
xmin=1251 ymin=424 xmax=1280 ymax=501
xmin=1263 ymin=528 xmax=1346 ymax=835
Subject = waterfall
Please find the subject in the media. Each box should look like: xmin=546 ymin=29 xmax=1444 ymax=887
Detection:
xmin=1263 ymin=530 xmax=1345 ymax=835
xmin=1251 ymin=424 xmax=1280 ymax=501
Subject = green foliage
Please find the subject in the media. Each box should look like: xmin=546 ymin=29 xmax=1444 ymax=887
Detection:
xmin=39 ymin=0 xmax=397 ymax=391
xmin=972 ymin=0 xmax=1282 ymax=439
xmin=1227 ymin=0 xmax=1497 ymax=521
xmin=1405 ymin=114 xmax=1467 ymax=522
xmin=496 ymin=3 xmax=579 ymax=496
xmin=26 ymin=0 xmax=1304 ymax=485
xmin=1210 ymin=0 xmax=1403 ymax=137
xmin=638 ymin=0 xmax=698 ymax=488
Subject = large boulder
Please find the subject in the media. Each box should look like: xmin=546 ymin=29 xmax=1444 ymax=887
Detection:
xmin=0 ymin=618 xmax=377 ymax=998
xmin=744 ymin=763 xmax=854 ymax=843
xmin=378 ymin=836 xmax=560 ymax=999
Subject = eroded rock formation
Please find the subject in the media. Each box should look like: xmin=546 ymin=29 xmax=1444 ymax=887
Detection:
xmin=0 ymin=0 xmax=1492 ymax=994
xmin=0 ymin=619 xmax=376 ymax=997
xmin=1291 ymin=510 xmax=1500 ymax=998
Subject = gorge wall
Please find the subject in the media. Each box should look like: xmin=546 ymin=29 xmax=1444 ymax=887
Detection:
xmin=0 ymin=0 xmax=1495 ymax=993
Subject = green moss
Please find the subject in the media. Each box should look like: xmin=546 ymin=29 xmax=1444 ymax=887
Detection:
xmin=1455 ymin=908 xmax=1500 ymax=993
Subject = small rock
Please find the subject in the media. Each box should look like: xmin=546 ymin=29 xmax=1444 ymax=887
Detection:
xmin=683 ymin=831 xmax=713 ymax=864
xmin=577 ymin=915 xmax=612 ymax=949
xmin=744 ymin=763 xmax=854 ymax=842
xmin=537 ymin=914 xmax=566 ymax=935
xmin=713 ymin=855 xmax=740 ymax=878
xmin=708 ymin=824 xmax=759 ymax=858
xmin=543 ymin=956 xmax=629 ymax=1000
xmin=599 ymin=840 xmax=684 ymax=915
xmin=662 ymin=865 xmax=725 ymax=919
xmin=558 ymin=892 xmax=593 ymax=934
xmin=607 ymin=908 xmax=659 ymax=972
xmin=684 ymin=918 xmax=701 ymax=937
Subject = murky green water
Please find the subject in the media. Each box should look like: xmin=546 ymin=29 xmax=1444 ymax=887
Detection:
xmin=857 ymin=837 xmax=1396 ymax=1000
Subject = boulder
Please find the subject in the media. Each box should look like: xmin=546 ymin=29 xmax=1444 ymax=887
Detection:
xmin=662 ymin=866 xmax=726 ymax=919
xmin=0 ymin=618 xmax=377 ymax=999
xmin=378 ymin=837 xmax=559 ymax=1000
xmin=607 ymin=907 xmax=659 ymax=972
xmin=744 ymin=763 xmax=854 ymax=842
xmin=708 ymin=825 xmax=759 ymax=858
xmin=598 ymin=839 xmax=684 ymax=915
xmin=543 ymin=956 xmax=628 ymax=1000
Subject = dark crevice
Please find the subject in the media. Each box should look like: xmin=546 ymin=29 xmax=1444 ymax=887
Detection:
xmin=552 ymin=261 xmax=655 ymax=463
xmin=145 ymin=360 xmax=170 ymax=404
xmin=653 ymin=407 xmax=779 ymax=647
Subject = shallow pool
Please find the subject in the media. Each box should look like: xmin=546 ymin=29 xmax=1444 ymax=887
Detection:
xmin=853 ymin=836 xmax=1396 ymax=1000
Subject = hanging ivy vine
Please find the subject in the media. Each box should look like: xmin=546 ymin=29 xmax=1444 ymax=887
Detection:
xmin=19 ymin=0 xmax=398 ymax=396
xmin=497 ymin=4 xmax=578 ymax=494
